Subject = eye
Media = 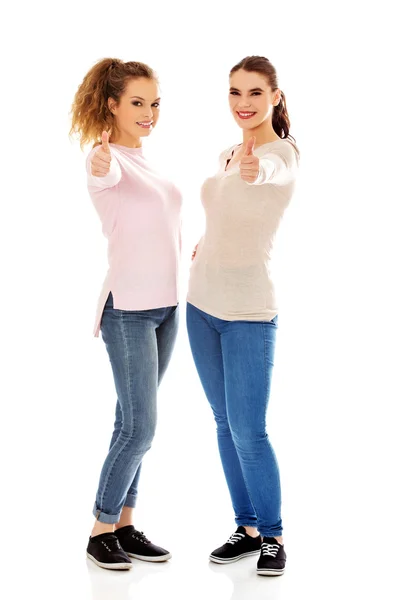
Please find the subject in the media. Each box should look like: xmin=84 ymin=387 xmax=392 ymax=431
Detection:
xmin=152 ymin=102 xmax=160 ymax=108
xmin=251 ymin=92 xmax=262 ymax=96
xmin=132 ymin=101 xmax=142 ymax=107
xmin=230 ymin=91 xmax=240 ymax=96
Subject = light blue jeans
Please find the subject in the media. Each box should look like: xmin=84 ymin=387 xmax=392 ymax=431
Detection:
xmin=186 ymin=302 xmax=282 ymax=537
xmin=93 ymin=292 xmax=179 ymax=524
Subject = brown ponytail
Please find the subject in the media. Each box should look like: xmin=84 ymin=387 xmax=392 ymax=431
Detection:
xmin=230 ymin=56 xmax=295 ymax=142
xmin=70 ymin=58 xmax=156 ymax=149
xmin=272 ymin=90 xmax=291 ymax=140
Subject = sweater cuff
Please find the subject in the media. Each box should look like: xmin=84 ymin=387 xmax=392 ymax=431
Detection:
xmin=245 ymin=159 xmax=275 ymax=186
xmin=87 ymin=155 xmax=122 ymax=189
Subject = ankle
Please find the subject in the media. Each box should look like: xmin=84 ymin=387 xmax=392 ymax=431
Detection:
xmin=115 ymin=522 xmax=133 ymax=531
xmin=244 ymin=526 xmax=259 ymax=538
xmin=115 ymin=507 xmax=134 ymax=531
xmin=115 ymin=506 xmax=134 ymax=530
xmin=91 ymin=521 xmax=114 ymax=538
xmin=272 ymin=536 xmax=283 ymax=545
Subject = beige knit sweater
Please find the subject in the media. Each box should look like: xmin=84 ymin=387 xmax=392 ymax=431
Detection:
xmin=187 ymin=138 xmax=300 ymax=321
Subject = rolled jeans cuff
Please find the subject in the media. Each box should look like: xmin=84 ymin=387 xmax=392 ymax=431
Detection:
xmin=124 ymin=494 xmax=137 ymax=508
xmin=259 ymin=529 xmax=283 ymax=538
xmin=235 ymin=519 xmax=258 ymax=528
xmin=92 ymin=503 xmax=121 ymax=524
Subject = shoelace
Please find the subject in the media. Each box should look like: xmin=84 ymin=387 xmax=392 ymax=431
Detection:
xmin=261 ymin=542 xmax=280 ymax=557
xmin=227 ymin=532 xmax=245 ymax=545
xmin=132 ymin=530 xmax=150 ymax=545
xmin=100 ymin=535 xmax=123 ymax=553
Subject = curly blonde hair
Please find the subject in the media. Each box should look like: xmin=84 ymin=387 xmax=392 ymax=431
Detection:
xmin=70 ymin=58 xmax=156 ymax=149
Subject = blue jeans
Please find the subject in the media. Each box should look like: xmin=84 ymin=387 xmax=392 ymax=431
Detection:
xmin=93 ymin=292 xmax=179 ymax=524
xmin=186 ymin=302 xmax=282 ymax=537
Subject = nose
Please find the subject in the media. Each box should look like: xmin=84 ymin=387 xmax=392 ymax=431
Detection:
xmin=143 ymin=107 xmax=153 ymax=119
xmin=238 ymin=100 xmax=251 ymax=108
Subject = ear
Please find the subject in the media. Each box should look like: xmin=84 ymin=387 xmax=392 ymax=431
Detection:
xmin=108 ymin=97 xmax=117 ymax=114
xmin=273 ymin=90 xmax=282 ymax=107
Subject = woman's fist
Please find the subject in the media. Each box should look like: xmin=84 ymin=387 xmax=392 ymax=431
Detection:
xmin=91 ymin=131 xmax=112 ymax=177
xmin=239 ymin=136 xmax=260 ymax=183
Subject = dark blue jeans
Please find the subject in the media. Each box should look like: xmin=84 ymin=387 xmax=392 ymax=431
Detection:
xmin=186 ymin=302 xmax=282 ymax=537
xmin=93 ymin=292 xmax=179 ymax=524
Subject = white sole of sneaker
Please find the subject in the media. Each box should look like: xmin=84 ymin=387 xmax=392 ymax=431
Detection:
xmin=86 ymin=552 xmax=133 ymax=570
xmin=126 ymin=552 xmax=172 ymax=562
xmin=209 ymin=550 xmax=260 ymax=564
xmin=257 ymin=568 xmax=285 ymax=576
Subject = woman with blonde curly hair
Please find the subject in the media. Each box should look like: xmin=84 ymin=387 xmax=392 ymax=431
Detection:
xmin=70 ymin=58 xmax=182 ymax=570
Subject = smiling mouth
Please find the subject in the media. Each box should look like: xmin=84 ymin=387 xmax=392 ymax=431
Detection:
xmin=136 ymin=121 xmax=153 ymax=128
xmin=237 ymin=111 xmax=256 ymax=119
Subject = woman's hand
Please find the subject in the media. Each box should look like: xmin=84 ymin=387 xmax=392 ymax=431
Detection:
xmin=239 ymin=136 xmax=260 ymax=183
xmin=91 ymin=131 xmax=112 ymax=177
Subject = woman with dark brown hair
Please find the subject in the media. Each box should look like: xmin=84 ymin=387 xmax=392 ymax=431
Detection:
xmin=70 ymin=58 xmax=182 ymax=570
xmin=187 ymin=56 xmax=299 ymax=576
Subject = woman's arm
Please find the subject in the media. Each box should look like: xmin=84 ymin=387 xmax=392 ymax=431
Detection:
xmin=241 ymin=140 xmax=299 ymax=186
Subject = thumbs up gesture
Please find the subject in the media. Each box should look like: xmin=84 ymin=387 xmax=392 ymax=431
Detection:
xmin=91 ymin=131 xmax=112 ymax=177
xmin=239 ymin=136 xmax=260 ymax=183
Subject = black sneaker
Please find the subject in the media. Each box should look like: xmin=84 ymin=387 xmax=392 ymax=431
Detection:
xmin=86 ymin=532 xmax=132 ymax=570
xmin=209 ymin=526 xmax=261 ymax=564
xmin=257 ymin=537 xmax=286 ymax=576
xmin=115 ymin=525 xmax=172 ymax=562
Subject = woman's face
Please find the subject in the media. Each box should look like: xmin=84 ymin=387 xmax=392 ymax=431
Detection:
xmin=109 ymin=77 xmax=161 ymax=139
xmin=229 ymin=69 xmax=281 ymax=130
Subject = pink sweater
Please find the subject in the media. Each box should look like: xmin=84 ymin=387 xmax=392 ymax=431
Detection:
xmin=86 ymin=143 xmax=182 ymax=337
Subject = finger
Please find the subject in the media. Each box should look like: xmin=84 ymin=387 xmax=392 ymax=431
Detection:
xmin=92 ymin=164 xmax=110 ymax=175
xmin=93 ymin=162 xmax=110 ymax=171
xmin=244 ymin=136 xmax=256 ymax=156
xmin=92 ymin=168 xmax=110 ymax=177
xmin=91 ymin=164 xmax=110 ymax=176
xmin=101 ymin=130 xmax=111 ymax=154
xmin=240 ymin=155 xmax=258 ymax=165
xmin=240 ymin=166 xmax=259 ymax=174
xmin=240 ymin=173 xmax=257 ymax=182
xmin=93 ymin=151 xmax=111 ymax=165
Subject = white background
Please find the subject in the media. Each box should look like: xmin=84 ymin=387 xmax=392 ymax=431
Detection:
xmin=1 ymin=1 xmax=399 ymax=598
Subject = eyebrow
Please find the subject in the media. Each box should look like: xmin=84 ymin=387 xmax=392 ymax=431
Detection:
xmin=130 ymin=96 xmax=161 ymax=101
xmin=230 ymin=87 xmax=264 ymax=93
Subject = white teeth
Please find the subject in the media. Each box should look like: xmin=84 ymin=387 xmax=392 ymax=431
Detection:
xmin=137 ymin=122 xmax=153 ymax=126
xmin=238 ymin=112 xmax=255 ymax=116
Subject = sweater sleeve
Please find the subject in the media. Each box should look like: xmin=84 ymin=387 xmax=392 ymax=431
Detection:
xmin=248 ymin=142 xmax=299 ymax=187
xmin=86 ymin=147 xmax=122 ymax=190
